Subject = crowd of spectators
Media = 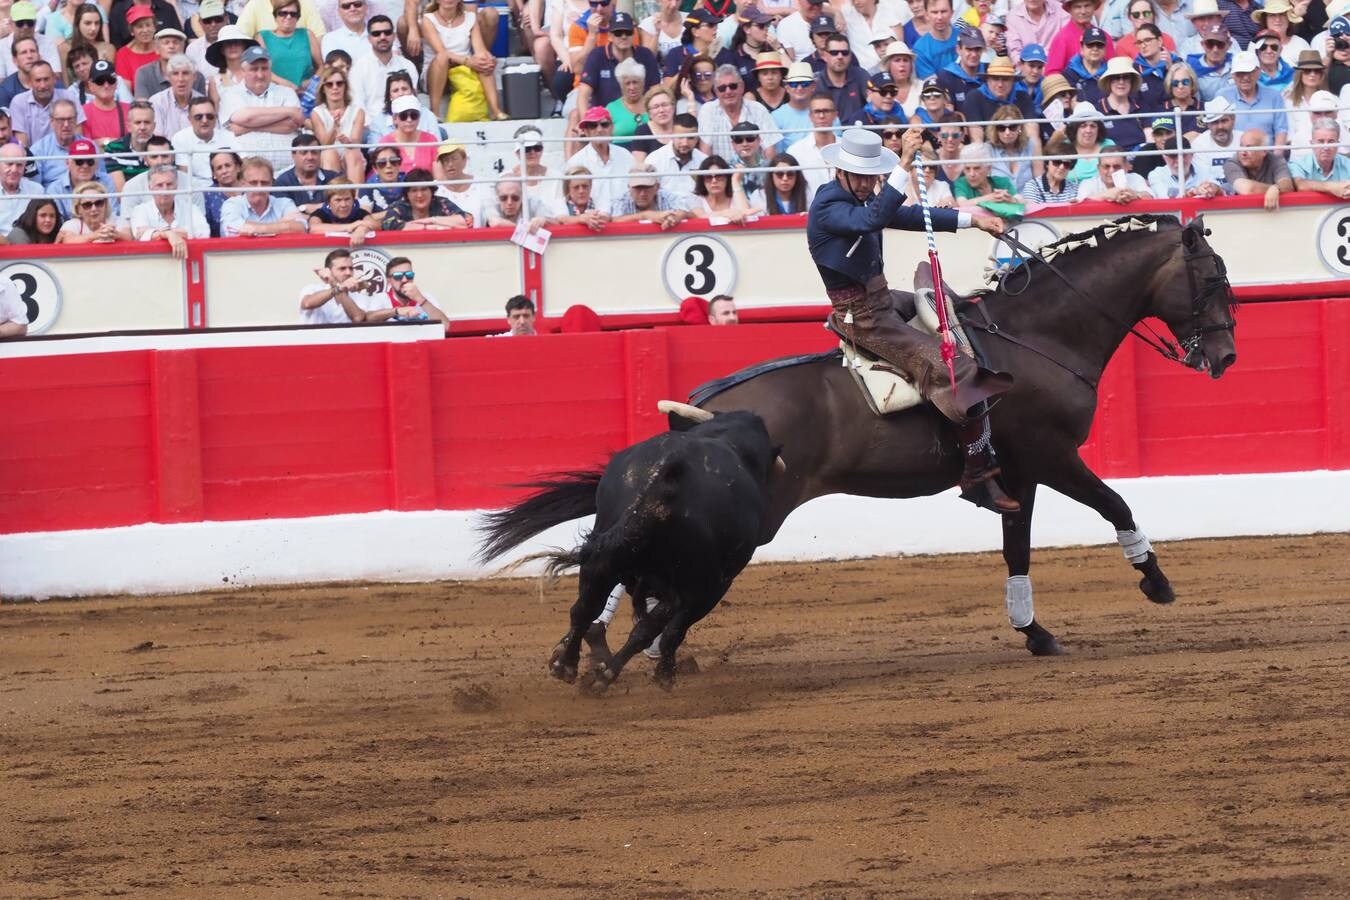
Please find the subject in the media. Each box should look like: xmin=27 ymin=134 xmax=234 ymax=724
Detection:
xmin=2 ymin=0 xmax=1350 ymax=337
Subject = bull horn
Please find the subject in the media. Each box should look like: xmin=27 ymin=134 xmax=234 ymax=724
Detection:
xmin=657 ymin=400 xmax=714 ymax=422
xmin=773 ymin=455 xmax=787 ymax=476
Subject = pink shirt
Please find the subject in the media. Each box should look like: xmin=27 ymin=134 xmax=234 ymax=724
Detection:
xmin=82 ymin=100 xmax=130 ymax=144
xmin=1004 ymin=3 xmax=1069 ymax=65
xmin=1045 ymin=19 xmax=1116 ymax=76
xmin=378 ymin=130 xmax=440 ymax=174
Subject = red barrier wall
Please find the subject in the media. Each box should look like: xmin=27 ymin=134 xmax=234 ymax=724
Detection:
xmin=2 ymin=303 xmax=1347 ymax=536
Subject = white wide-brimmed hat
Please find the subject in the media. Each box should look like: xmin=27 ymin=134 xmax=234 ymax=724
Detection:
xmin=821 ymin=128 xmax=899 ymax=176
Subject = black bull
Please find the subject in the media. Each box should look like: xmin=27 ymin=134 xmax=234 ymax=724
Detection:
xmin=477 ymin=411 xmax=781 ymax=690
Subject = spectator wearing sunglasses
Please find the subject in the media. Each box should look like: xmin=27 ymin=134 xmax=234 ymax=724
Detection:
xmin=504 ymin=124 xmax=564 ymax=211
xmin=81 ymin=60 xmax=130 ymax=147
xmin=1187 ymin=22 xmax=1232 ymax=100
xmin=55 ymin=180 xmax=132 ymax=243
xmin=321 ymin=0 xmax=374 ymax=63
xmin=1160 ymin=60 xmax=1203 ymax=136
xmin=360 ymin=143 xmax=407 ymax=218
xmin=698 ymin=63 xmax=780 ymax=160
xmin=368 ymin=256 xmax=451 ymax=332
xmin=1019 ymin=135 xmax=1077 ymax=204
xmin=814 ymin=33 xmax=869 ymax=122
xmin=565 ymin=105 xmax=633 ymax=210
xmin=771 ymin=60 xmax=818 ymax=152
xmin=219 ymin=154 xmax=308 ymax=235
xmin=1250 ymin=28 xmax=1294 ymax=90
xmin=576 ymin=12 xmax=660 ymax=118
xmin=1 ymin=2 xmax=63 ymax=80
xmin=659 ymin=8 xmax=722 ymax=81
xmin=1215 ymin=49 xmax=1289 ymax=148
xmin=856 ymin=70 xmax=905 ymax=126
xmin=234 ymin=0 xmax=328 ymax=42
xmin=376 ymin=94 xmax=440 ymax=172
xmin=171 ymin=96 xmax=231 ymax=182
xmin=187 ymin=0 xmax=231 ymax=80
xmin=349 ymin=14 xmax=418 ymax=124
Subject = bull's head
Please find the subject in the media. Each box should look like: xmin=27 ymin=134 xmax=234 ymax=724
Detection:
xmin=656 ymin=401 xmax=787 ymax=477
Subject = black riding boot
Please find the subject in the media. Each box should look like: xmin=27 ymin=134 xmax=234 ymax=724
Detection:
xmin=957 ymin=413 xmax=1020 ymax=514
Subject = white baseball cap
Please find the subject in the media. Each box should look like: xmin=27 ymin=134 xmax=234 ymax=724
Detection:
xmin=1231 ymin=50 xmax=1259 ymax=73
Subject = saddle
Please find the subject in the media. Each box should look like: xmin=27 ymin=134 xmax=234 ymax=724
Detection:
xmin=834 ymin=263 xmax=985 ymax=417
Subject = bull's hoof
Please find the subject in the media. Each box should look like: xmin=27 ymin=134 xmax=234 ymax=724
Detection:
xmin=583 ymin=621 xmax=613 ymax=667
xmin=548 ymin=643 xmax=578 ymax=683
xmin=1017 ymin=621 xmax=1066 ymax=657
xmin=578 ymin=664 xmax=616 ymax=696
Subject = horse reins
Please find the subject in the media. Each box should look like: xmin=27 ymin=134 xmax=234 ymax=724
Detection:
xmin=961 ymin=224 xmax=1233 ymax=390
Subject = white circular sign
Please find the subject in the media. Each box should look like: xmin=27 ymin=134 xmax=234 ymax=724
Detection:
xmin=661 ymin=234 xmax=737 ymax=303
xmin=1316 ymin=207 xmax=1350 ymax=276
xmin=349 ymin=247 xmax=392 ymax=301
xmin=1 ymin=261 xmax=62 ymax=334
xmin=991 ymin=219 xmax=1062 ymax=271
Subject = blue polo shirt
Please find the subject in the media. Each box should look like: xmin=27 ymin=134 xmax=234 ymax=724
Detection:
xmin=914 ymin=30 xmax=959 ymax=80
xmin=1290 ymin=152 xmax=1350 ymax=182
xmin=1215 ymin=84 xmax=1290 ymax=144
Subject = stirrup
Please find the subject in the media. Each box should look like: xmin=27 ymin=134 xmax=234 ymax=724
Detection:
xmin=959 ymin=466 xmax=1021 ymax=514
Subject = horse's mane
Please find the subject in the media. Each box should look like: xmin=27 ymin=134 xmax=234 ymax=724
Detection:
xmin=987 ymin=213 xmax=1183 ymax=292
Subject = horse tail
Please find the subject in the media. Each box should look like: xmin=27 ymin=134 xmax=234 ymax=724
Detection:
xmin=475 ymin=469 xmax=604 ymax=564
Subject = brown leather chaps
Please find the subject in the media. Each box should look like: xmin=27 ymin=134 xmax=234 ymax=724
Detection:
xmin=828 ymin=274 xmax=1013 ymax=426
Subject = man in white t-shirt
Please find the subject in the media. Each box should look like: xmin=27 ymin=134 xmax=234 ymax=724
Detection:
xmin=172 ymin=97 xmax=232 ymax=184
xmin=646 ymin=113 xmax=707 ymax=198
xmin=298 ymin=248 xmax=373 ymax=324
xmin=777 ymin=0 xmax=828 ymax=62
xmin=0 ymin=276 xmax=29 ymax=336
xmin=349 ymin=14 xmax=419 ymax=124
xmin=1189 ymin=97 xmax=1239 ymax=185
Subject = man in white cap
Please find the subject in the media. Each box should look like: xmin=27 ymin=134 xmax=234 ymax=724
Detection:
xmin=1215 ymin=49 xmax=1288 ymax=147
xmin=807 ymin=127 xmax=1019 ymax=514
xmin=135 ymin=27 xmax=206 ymax=99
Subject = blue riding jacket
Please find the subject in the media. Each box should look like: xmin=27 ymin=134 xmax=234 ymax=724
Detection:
xmin=807 ymin=180 xmax=960 ymax=292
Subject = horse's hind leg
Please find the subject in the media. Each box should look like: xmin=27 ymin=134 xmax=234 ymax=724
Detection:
xmin=1041 ymin=453 xmax=1175 ymax=605
xmin=1000 ymin=481 xmax=1065 ymax=656
xmin=550 ymin=565 xmax=613 ymax=683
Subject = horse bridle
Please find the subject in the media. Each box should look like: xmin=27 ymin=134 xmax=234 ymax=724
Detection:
xmin=970 ymin=219 xmax=1236 ymax=389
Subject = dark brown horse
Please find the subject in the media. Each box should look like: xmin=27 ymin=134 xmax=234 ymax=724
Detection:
xmin=689 ymin=214 xmax=1238 ymax=655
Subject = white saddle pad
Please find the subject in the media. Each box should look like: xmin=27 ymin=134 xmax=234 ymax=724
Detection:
xmin=838 ymin=280 xmax=977 ymax=417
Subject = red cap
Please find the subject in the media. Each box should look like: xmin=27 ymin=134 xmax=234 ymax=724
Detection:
xmin=559 ymin=304 xmax=603 ymax=333
xmin=68 ymin=137 xmax=98 ymax=157
xmin=580 ymin=106 xmax=612 ymax=125
xmin=126 ymin=5 xmax=154 ymax=24
xmin=679 ymin=296 xmax=710 ymax=325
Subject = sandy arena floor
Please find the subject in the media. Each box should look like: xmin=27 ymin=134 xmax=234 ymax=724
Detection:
xmin=4 ymin=534 xmax=1350 ymax=898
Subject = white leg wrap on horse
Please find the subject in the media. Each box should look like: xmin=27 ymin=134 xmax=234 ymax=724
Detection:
xmin=643 ymin=597 xmax=663 ymax=657
xmin=594 ymin=583 xmax=625 ymax=626
xmin=1005 ymin=575 xmax=1035 ymax=629
xmin=1117 ymin=529 xmax=1153 ymax=565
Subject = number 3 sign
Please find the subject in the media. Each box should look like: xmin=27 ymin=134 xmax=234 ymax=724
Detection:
xmin=1 ymin=261 xmax=63 ymax=334
xmin=661 ymin=234 xmax=737 ymax=303
xmin=1316 ymin=208 xmax=1350 ymax=276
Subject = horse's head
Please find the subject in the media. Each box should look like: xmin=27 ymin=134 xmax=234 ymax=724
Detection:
xmin=1153 ymin=216 xmax=1238 ymax=379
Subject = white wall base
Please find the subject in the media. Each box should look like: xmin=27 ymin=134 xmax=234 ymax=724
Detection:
xmin=3 ymin=470 xmax=1347 ymax=600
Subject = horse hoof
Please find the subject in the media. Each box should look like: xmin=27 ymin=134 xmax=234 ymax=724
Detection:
xmin=1018 ymin=622 xmax=1067 ymax=657
xmin=578 ymin=664 xmax=615 ymax=696
xmin=1139 ymin=575 xmax=1176 ymax=605
xmin=674 ymin=654 xmax=700 ymax=676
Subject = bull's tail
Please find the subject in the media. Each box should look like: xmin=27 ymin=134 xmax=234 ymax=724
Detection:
xmin=475 ymin=469 xmax=604 ymax=564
